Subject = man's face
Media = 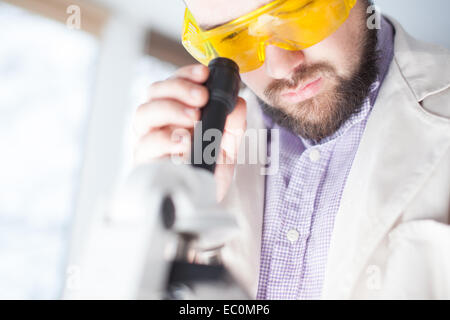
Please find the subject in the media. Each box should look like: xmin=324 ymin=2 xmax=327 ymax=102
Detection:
xmin=185 ymin=0 xmax=377 ymax=142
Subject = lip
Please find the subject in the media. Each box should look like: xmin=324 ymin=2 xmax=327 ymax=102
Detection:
xmin=281 ymin=77 xmax=323 ymax=104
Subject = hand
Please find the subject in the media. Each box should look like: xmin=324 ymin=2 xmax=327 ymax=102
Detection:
xmin=133 ymin=64 xmax=247 ymax=202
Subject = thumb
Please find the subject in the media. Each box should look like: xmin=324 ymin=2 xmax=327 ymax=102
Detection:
xmin=215 ymin=97 xmax=247 ymax=202
xmin=220 ymin=97 xmax=247 ymax=159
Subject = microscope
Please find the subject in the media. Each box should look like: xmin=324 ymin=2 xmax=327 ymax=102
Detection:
xmin=67 ymin=58 xmax=249 ymax=300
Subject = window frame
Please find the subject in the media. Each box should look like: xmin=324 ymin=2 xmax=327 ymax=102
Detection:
xmin=2 ymin=0 xmax=109 ymax=37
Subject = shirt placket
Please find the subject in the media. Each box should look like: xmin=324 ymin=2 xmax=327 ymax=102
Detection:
xmin=266 ymin=145 xmax=330 ymax=299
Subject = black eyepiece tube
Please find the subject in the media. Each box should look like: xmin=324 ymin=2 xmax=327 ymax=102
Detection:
xmin=190 ymin=58 xmax=241 ymax=173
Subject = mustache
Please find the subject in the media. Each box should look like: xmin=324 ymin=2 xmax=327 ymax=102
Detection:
xmin=264 ymin=62 xmax=337 ymax=97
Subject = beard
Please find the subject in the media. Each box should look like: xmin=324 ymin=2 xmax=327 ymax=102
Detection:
xmin=259 ymin=24 xmax=379 ymax=143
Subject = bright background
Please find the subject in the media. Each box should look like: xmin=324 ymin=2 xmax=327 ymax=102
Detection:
xmin=376 ymin=0 xmax=450 ymax=49
xmin=0 ymin=0 xmax=448 ymax=299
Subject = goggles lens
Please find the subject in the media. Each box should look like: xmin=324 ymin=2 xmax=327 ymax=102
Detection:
xmin=182 ymin=0 xmax=357 ymax=73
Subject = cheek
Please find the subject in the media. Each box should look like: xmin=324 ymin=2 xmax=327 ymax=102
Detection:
xmin=304 ymin=12 xmax=365 ymax=78
xmin=241 ymin=68 xmax=270 ymax=95
xmin=305 ymin=35 xmax=354 ymax=78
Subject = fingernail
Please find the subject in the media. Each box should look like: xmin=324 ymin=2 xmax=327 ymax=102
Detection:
xmin=173 ymin=134 xmax=183 ymax=143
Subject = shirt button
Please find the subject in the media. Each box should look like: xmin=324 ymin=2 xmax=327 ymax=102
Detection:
xmin=287 ymin=229 xmax=300 ymax=243
xmin=309 ymin=149 xmax=321 ymax=162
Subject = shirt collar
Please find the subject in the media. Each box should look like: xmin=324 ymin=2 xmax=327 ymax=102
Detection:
xmin=299 ymin=94 xmax=375 ymax=149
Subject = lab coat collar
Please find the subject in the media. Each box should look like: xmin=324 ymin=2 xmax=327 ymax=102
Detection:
xmin=322 ymin=17 xmax=450 ymax=299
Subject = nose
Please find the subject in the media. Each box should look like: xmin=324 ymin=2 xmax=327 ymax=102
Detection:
xmin=264 ymin=45 xmax=305 ymax=79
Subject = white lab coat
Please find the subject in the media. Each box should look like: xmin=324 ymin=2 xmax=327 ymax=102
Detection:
xmin=216 ymin=17 xmax=450 ymax=299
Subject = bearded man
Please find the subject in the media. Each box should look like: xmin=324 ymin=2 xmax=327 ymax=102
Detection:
xmin=133 ymin=0 xmax=450 ymax=299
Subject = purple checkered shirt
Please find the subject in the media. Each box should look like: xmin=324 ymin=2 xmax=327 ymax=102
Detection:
xmin=257 ymin=17 xmax=395 ymax=300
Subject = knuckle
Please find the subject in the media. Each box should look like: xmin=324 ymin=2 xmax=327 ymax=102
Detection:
xmin=171 ymin=127 xmax=192 ymax=144
xmin=135 ymin=103 xmax=147 ymax=117
xmin=159 ymin=100 xmax=184 ymax=117
xmin=175 ymin=66 xmax=190 ymax=76
xmin=148 ymin=99 xmax=175 ymax=116
xmin=172 ymin=77 xmax=189 ymax=91
xmin=144 ymin=129 xmax=165 ymax=143
xmin=132 ymin=106 xmax=147 ymax=132
xmin=147 ymin=80 xmax=162 ymax=97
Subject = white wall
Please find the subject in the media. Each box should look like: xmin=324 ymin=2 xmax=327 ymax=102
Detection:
xmin=375 ymin=0 xmax=450 ymax=49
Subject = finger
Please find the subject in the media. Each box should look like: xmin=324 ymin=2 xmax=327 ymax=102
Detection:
xmin=215 ymin=98 xmax=248 ymax=202
xmin=172 ymin=64 xmax=210 ymax=83
xmin=215 ymin=148 xmax=236 ymax=203
xmin=134 ymin=100 xmax=200 ymax=137
xmin=220 ymin=97 xmax=247 ymax=158
xmin=225 ymin=97 xmax=247 ymax=131
xmin=134 ymin=127 xmax=191 ymax=164
xmin=147 ymin=77 xmax=209 ymax=107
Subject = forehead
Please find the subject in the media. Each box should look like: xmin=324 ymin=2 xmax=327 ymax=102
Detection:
xmin=185 ymin=0 xmax=273 ymax=30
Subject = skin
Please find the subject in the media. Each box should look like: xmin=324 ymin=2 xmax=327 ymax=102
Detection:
xmin=133 ymin=0 xmax=368 ymax=201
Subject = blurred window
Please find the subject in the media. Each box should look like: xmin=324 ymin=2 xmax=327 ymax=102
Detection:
xmin=0 ymin=2 xmax=98 ymax=298
xmin=132 ymin=55 xmax=176 ymax=109
xmin=120 ymin=55 xmax=177 ymax=173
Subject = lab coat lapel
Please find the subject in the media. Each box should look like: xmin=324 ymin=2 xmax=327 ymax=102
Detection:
xmin=322 ymin=35 xmax=450 ymax=298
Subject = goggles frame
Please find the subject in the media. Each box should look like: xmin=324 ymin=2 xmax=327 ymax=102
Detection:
xmin=182 ymin=0 xmax=357 ymax=73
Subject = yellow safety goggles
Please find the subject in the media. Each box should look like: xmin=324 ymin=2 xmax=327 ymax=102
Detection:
xmin=182 ymin=0 xmax=357 ymax=73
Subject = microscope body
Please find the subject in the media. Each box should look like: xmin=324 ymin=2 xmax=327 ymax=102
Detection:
xmin=66 ymin=58 xmax=246 ymax=299
xmin=68 ymin=161 xmax=248 ymax=299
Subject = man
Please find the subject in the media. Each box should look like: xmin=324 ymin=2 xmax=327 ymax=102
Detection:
xmin=133 ymin=0 xmax=450 ymax=299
